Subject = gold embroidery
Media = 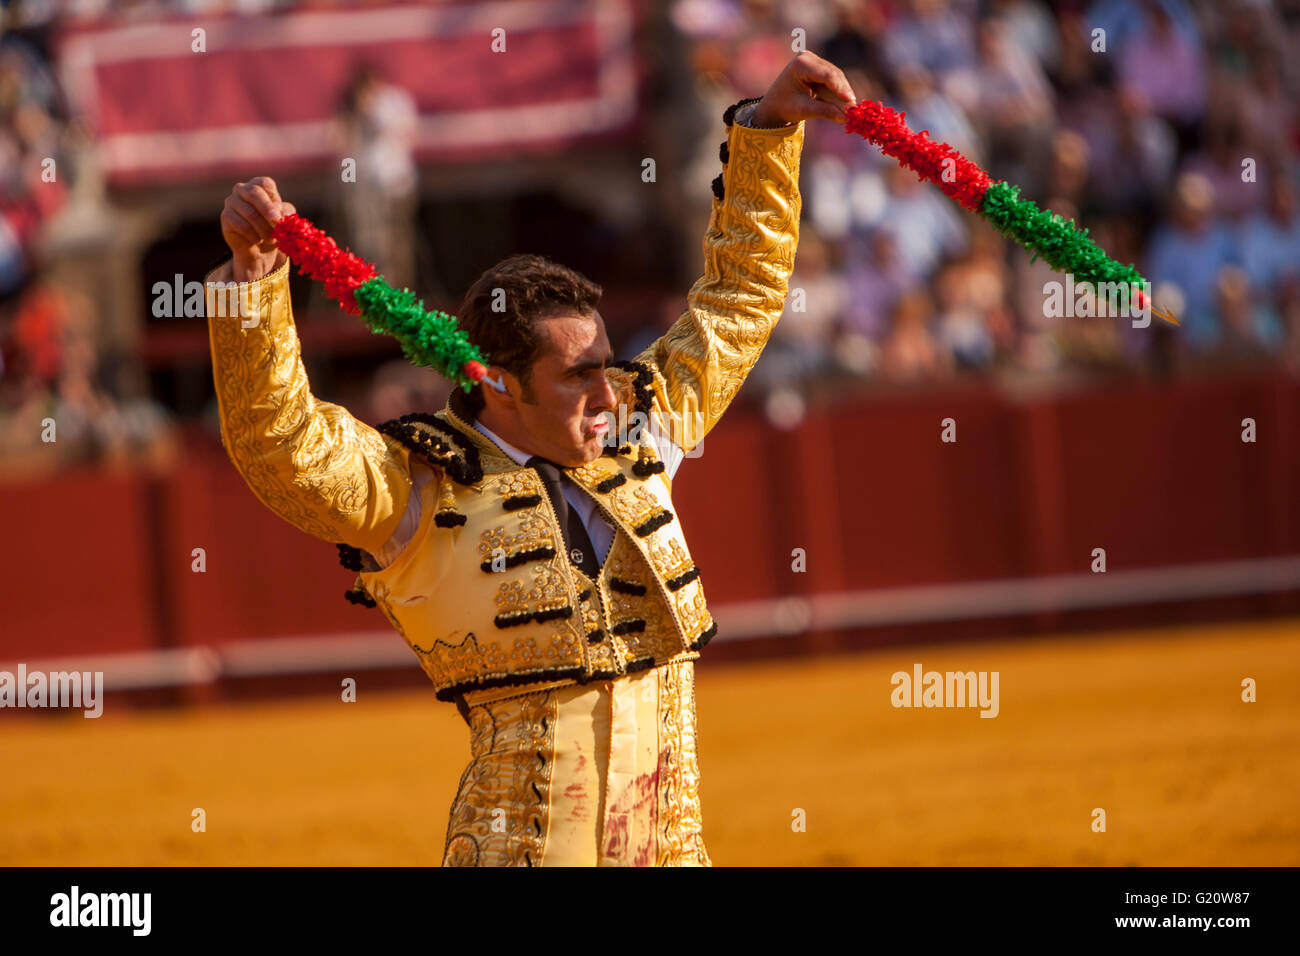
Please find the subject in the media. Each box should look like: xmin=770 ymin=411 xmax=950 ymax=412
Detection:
xmin=442 ymin=689 xmax=557 ymax=866
xmin=609 ymin=485 xmax=664 ymax=529
xmin=648 ymin=538 xmax=692 ymax=580
xmin=570 ymin=460 xmax=617 ymax=486
xmin=492 ymin=563 xmax=570 ymax=625
xmin=479 ymin=514 xmax=556 ymax=562
xmin=656 ymin=662 xmax=711 ymax=865
xmin=496 ymin=470 xmax=543 ymax=499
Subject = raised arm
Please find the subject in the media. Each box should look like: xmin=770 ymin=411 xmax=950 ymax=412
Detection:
xmin=205 ymin=177 xmax=413 ymax=552
xmin=632 ymin=52 xmax=855 ymax=453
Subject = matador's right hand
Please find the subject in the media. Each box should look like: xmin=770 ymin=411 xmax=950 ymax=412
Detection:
xmin=221 ymin=175 xmax=297 ymax=282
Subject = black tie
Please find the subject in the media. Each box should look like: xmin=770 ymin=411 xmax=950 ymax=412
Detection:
xmin=526 ymin=456 xmax=601 ymax=577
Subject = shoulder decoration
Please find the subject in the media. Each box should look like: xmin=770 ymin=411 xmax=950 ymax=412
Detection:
xmin=376 ymin=412 xmax=484 ymax=487
xmin=608 ymin=359 xmax=654 ymax=416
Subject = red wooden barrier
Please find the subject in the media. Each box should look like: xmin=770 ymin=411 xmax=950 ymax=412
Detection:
xmin=2 ymin=370 xmax=1293 ymax=657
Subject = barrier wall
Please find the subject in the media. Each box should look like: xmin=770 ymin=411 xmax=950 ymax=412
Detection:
xmin=3 ymin=370 xmax=1294 ymax=659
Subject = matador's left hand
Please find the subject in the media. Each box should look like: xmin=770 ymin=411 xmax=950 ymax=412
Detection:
xmin=750 ymin=51 xmax=858 ymax=129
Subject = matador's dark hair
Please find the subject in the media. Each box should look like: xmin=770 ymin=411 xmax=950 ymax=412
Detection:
xmin=456 ymin=254 xmax=602 ymax=413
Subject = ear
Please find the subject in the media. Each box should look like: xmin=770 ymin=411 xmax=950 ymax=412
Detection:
xmin=482 ymin=366 xmax=520 ymax=407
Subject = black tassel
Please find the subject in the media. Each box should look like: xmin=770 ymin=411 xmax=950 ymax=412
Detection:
xmin=690 ymin=620 xmax=718 ymax=650
xmin=632 ymin=458 xmax=665 ymax=478
xmin=533 ymin=605 xmax=574 ymax=624
xmin=595 ymin=474 xmax=627 ymax=494
xmin=666 ymin=566 xmax=701 ymax=591
xmin=634 ymin=510 xmax=674 ymax=537
xmin=611 ymin=619 xmax=646 ymax=635
xmin=490 ymin=604 xmax=574 ymax=629
xmin=434 ymin=511 xmax=467 ymax=528
xmin=609 ymin=577 xmax=647 ymax=596
xmin=344 ymin=586 xmax=376 ymax=608
xmin=626 ymin=656 xmax=657 ymax=674
xmin=503 ymin=494 xmax=542 ymax=511
xmin=479 ymin=545 xmax=557 ymax=573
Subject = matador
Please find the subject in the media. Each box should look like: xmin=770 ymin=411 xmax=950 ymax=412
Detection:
xmin=204 ymin=53 xmax=856 ymax=865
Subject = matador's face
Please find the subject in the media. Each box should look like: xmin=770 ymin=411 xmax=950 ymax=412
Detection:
xmin=486 ymin=309 xmax=618 ymax=468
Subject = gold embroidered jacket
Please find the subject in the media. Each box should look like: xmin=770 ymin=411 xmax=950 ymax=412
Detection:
xmin=205 ymin=107 xmax=804 ymax=707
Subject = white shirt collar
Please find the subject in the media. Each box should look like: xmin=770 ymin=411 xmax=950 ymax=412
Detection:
xmin=472 ymin=417 xmax=534 ymax=467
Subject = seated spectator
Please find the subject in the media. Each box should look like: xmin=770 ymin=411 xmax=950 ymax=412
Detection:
xmin=872 ymin=164 xmax=968 ymax=277
xmin=1236 ymin=176 xmax=1300 ymax=296
xmin=1145 ymin=173 xmax=1236 ymax=350
xmin=1063 ymin=81 xmax=1176 ymax=218
xmin=896 ymin=64 xmax=981 ymax=163
xmin=884 ymin=0 xmax=977 ymax=79
xmin=749 ymin=228 xmax=843 ymax=393
xmin=1180 ymin=117 xmax=1267 ymax=222
xmin=934 ymin=226 xmax=1010 ymax=371
xmin=1117 ymin=0 xmax=1207 ymax=133
xmin=944 ymin=16 xmax=1054 ymax=195
xmin=842 ymin=229 xmax=921 ymax=343
xmin=1205 ymin=265 xmax=1281 ymax=366
xmin=881 ymin=288 xmax=949 ymax=381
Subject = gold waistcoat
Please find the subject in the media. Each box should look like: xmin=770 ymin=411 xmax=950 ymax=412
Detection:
xmin=204 ymin=108 xmax=804 ymax=707
xmin=344 ymin=378 xmax=719 ymax=701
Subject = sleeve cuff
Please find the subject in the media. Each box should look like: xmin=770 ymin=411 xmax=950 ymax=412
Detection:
xmin=711 ymin=97 xmax=803 ymax=200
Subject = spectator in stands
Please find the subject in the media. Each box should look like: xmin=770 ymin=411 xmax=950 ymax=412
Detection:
xmin=1117 ymin=0 xmax=1207 ymax=141
xmin=884 ymin=0 xmax=977 ymax=79
xmin=331 ymin=64 xmax=419 ymax=293
xmin=1236 ymin=176 xmax=1300 ymax=297
xmin=1145 ymin=172 xmax=1236 ymax=350
xmin=1205 ymin=265 xmax=1280 ymax=366
xmin=750 ymin=227 xmax=843 ymax=392
xmin=1180 ymin=116 xmax=1267 ymax=222
xmin=1063 ymin=79 xmax=1176 ymax=218
xmin=945 ymin=15 xmax=1054 ymax=196
xmin=896 ymin=64 xmax=981 ymax=162
xmin=874 ymin=164 xmax=967 ymax=278
xmin=842 ymin=228 xmax=920 ymax=344
xmin=880 ymin=288 xmax=949 ymax=381
xmin=934 ymin=226 xmax=1010 ymax=371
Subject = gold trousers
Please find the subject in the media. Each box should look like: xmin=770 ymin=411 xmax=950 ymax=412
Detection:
xmin=441 ymin=660 xmax=711 ymax=866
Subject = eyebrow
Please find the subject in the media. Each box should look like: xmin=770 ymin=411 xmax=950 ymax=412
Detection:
xmin=565 ymin=351 xmax=615 ymax=376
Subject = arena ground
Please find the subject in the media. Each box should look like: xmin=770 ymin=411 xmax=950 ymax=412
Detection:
xmin=2 ymin=616 xmax=1296 ymax=866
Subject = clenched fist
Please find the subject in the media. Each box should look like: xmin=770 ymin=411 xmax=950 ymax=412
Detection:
xmin=221 ymin=176 xmax=297 ymax=282
xmin=750 ymin=51 xmax=857 ymax=129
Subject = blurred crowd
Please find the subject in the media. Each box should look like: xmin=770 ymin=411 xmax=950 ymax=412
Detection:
xmin=673 ymin=0 xmax=1300 ymax=415
xmin=2 ymin=0 xmax=1299 ymax=470
xmin=0 ymin=7 xmax=175 ymax=476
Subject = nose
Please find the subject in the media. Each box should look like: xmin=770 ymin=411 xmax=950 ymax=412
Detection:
xmin=590 ymin=372 xmax=618 ymax=414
